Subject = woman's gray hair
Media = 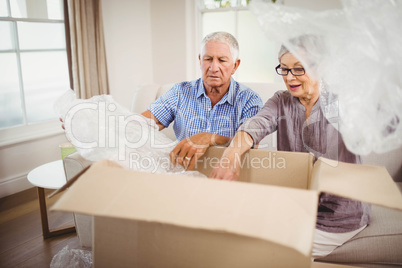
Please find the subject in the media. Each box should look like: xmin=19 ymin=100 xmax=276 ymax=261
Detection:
xmin=201 ymin=32 xmax=239 ymax=61
xmin=278 ymin=34 xmax=324 ymax=63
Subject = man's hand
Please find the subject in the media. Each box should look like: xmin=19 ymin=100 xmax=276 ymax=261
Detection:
xmin=170 ymin=132 xmax=213 ymax=171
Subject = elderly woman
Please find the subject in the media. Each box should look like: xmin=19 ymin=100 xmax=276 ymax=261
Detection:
xmin=210 ymin=35 xmax=371 ymax=258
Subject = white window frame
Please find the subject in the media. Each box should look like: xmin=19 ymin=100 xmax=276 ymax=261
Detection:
xmin=196 ymin=1 xmax=249 ymax=80
xmin=0 ymin=0 xmax=67 ymax=147
xmin=198 ymin=1 xmax=250 ymax=39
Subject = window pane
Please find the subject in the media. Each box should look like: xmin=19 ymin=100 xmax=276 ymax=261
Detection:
xmin=20 ymin=51 xmax=69 ymax=123
xmin=237 ymin=10 xmax=276 ymax=82
xmin=203 ymin=0 xmax=240 ymax=9
xmin=0 ymin=53 xmax=24 ymax=128
xmin=0 ymin=21 xmax=14 ymax=50
xmin=202 ymin=11 xmax=236 ymax=38
xmin=10 ymin=0 xmax=63 ymax=19
xmin=46 ymin=0 xmax=63 ymax=19
xmin=18 ymin=22 xmax=65 ymax=50
xmin=240 ymin=0 xmax=250 ymax=7
xmin=0 ymin=0 xmax=9 ymax=17
xmin=203 ymin=0 xmax=219 ymax=9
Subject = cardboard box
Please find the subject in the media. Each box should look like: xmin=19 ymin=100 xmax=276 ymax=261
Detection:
xmin=52 ymin=147 xmax=402 ymax=267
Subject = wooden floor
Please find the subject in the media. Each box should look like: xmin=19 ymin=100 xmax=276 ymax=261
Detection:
xmin=0 ymin=187 xmax=83 ymax=268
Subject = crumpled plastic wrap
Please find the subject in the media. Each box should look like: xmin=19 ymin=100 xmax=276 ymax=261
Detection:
xmin=250 ymin=0 xmax=402 ymax=155
xmin=50 ymin=246 xmax=92 ymax=268
xmin=54 ymin=90 xmax=205 ymax=177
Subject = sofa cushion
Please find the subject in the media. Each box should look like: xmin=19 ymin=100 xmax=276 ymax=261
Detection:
xmin=316 ymin=186 xmax=402 ymax=266
xmin=131 ymin=84 xmax=161 ymax=114
xmin=361 ymin=146 xmax=402 ymax=182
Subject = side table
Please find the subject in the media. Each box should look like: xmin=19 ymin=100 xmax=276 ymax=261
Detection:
xmin=27 ymin=160 xmax=76 ymax=239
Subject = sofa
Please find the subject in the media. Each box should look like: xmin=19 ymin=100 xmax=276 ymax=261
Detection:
xmin=63 ymin=82 xmax=402 ymax=267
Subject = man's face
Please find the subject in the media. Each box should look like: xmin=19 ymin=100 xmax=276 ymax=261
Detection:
xmin=199 ymin=41 xmax=240 ymax=91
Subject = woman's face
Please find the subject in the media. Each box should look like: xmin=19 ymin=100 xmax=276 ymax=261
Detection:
xmin=279 ymin=52 xmax=319 ymax=99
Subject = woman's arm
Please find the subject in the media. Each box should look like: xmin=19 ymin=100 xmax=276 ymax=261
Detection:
xmin=237 ymin=91 xmax=282 ymax=147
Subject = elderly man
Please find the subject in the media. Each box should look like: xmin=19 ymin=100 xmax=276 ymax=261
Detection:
xmin=142 ymin=32 xmax=263 ymax=170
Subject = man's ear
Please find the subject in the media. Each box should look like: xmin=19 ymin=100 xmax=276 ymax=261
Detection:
xmin=198 ymin=54 xmax=202 ymax=68
xmin=232 ymin=59 xmax=241 ymax=75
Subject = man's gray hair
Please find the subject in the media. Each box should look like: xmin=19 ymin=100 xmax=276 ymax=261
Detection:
xmin=201 ymin=32 xmax=239 ymax=61
xmin=278 ymin=34 xmax=324 ymax=63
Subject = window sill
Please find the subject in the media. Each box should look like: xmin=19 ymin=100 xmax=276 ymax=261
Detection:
xmin=0 ymin=120 xmax=65 ymax=148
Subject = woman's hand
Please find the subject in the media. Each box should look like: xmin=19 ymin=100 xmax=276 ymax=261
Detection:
xmin=209 ymin=131 xmax=254 ymax=181
xmin=209 ymin=152 xmax=241 ymax=181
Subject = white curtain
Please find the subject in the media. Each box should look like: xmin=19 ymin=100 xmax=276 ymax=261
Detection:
xmin=67 ymin=0 xmax=109 ymax=99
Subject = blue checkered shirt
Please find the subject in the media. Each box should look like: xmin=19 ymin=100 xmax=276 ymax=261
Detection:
xmin=148 ymin=78 xmax=263 ymax=141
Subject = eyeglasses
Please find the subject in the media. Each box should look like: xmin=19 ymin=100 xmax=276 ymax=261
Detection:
xmin=275 ymin=64 xmax=305 ymax=76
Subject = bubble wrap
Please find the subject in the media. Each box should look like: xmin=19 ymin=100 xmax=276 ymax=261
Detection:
xmin=250 ymin=0 xmax=402 ymax=155
xmin=54 ymin=90 xmax=205 ymax=177
xmin=50 ymin=246 xmax=92 ymax=268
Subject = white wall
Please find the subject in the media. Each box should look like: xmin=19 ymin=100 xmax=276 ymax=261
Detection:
xmin=0 ymin=133 xmax=68 ymax=198
xmin=102 ymin=0 xmax=198 ymax=110
xmin=101 ymin=0 xmax=154 ymax=110
xmin=150 ymin=0 xmax=188 ymax=85
xmin=101 ymin=0 xmax=196 ymax=110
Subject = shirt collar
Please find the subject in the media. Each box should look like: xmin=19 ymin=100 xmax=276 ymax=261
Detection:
xmin=197 ymin=78 xmax=206 ymax=98
xmin=197 ymin=77 xmax=236 ymax=106
xmin=225 ymin=77 xmax=236 ymax=105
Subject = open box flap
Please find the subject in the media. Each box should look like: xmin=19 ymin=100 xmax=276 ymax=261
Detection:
xmin=52 ymin=160 xmax=318 ymax=257
xmin=246 ymin=150 xmax=315 ymax=189
xmin=311 ymin=158 xmax=402 ymax=211
xmin=197 ymin=147 xmax=315 ymax=190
